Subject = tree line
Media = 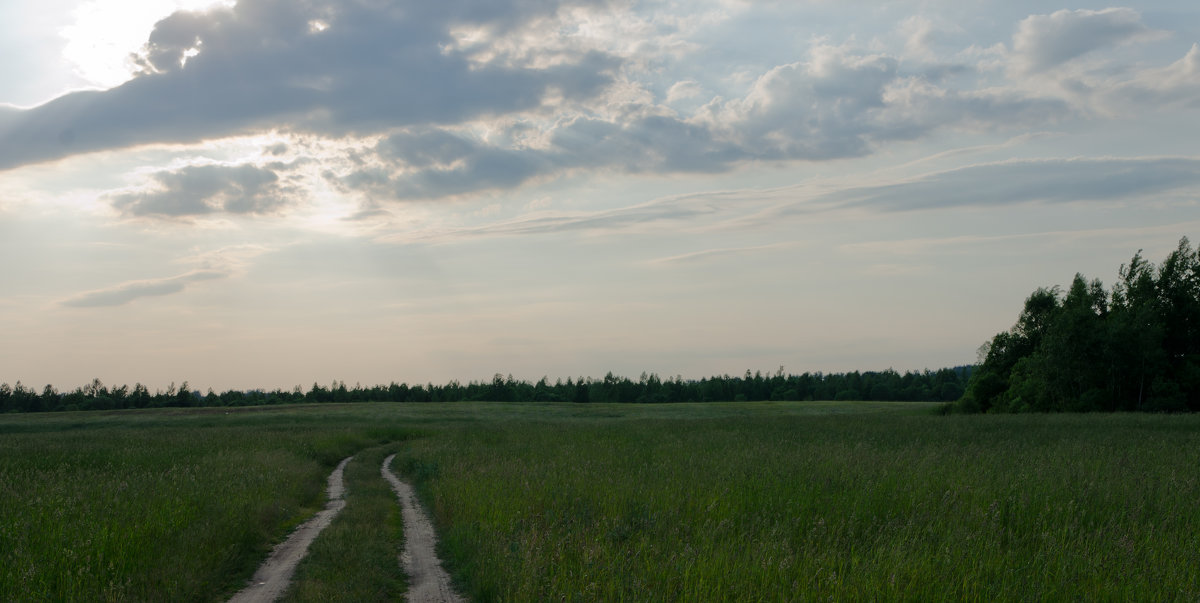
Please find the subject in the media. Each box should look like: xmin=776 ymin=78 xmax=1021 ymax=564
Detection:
xmin=0 ymin=367 xmax=970 ymax=413
xmin=956 ymin=237 xmax=1200 ymax=413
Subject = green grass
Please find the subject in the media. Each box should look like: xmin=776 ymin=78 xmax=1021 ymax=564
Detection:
xmin=0 ymin=405 xmax=410 ymax=602
xmin=4 ymin=401 xmax=1200 ymax=600
xmin=282 ymin=445 xmax=408 ymax=602
xmin=395 ymin=407 xmax=1200 ymax=600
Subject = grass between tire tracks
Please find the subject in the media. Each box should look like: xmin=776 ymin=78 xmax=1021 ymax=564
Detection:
xmin=282 ymin=445 xmax=408 ymax=602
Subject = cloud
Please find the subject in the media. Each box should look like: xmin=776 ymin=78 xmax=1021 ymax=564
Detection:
xmin=1104 ymin=43 xmax=1200 ymax=110
xmin=340 ymin=113 xmax=745 ymax=200
xmin=185 ymin=244 xmax=274 ymax=272
xmin=649 ymin=242 xmax=803 ymax=265
xmin=406 ymin=190 xmax=740 ymax=242
xmin=1011 ymin=8 xmax=1162 ymax=75
xmin=356 ymin=128 xmax=552 ymax=199
xmin=341 ymin=40 xmax=1070 ymax=201
xmin=0 ymin=0 xmax=620 ymax=171
xmin=449 ymin=200 xmax=716 ymax=238
xmin=815 ymin=157 xmax=1200 ymax=212
xmin=59 ymin=244 xmax=269 ymax=308
xmin=707 ymin=42 xmax=1065 ymax=157
xmin=900 ymin=16 xmax=942 ymax=61
xmin=995 ymin=9 xmax=1198 ymax=116
xmin=666 ymin=80 xmax=703 ymax=103
xmin=109 ymin=162 xmax=301 ymax=218
xmin=839 ymin=222 xmax=1200 ymax=257
xmin=60 ymin=269 xmax=226 ymax=308
xmin=4 ymin=2 xmax=1192 ymax=211
xmin=710 ymin=45 xmax=901 ymax=160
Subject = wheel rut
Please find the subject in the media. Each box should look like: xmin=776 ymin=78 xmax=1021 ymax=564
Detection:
xmin=382 ymin=453 xmax=465 ymax=603
xmin=228 ymin=456 xmax=352 ymax=603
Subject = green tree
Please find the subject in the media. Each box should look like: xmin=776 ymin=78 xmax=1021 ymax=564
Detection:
xmin=959 ymin=237 xmax=1200 ymax=413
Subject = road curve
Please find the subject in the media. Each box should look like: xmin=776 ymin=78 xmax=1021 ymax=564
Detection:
xmin=382 ymin=454 xmax=465 ymax=603
xmin=228 ymin=456 xmax=353 ymax=603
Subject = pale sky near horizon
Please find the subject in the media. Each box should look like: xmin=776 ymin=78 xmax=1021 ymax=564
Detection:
xmin=1 ymin=0 xmax=1198 ymax=392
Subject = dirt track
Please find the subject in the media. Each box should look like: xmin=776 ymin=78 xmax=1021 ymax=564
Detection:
xmin=226 ymin=454 xmax=463 ymax=602
xmin=382 ymin=453 xmax=465 ymax=603
xmin=227 ymin=456 xmax=352 ymax=603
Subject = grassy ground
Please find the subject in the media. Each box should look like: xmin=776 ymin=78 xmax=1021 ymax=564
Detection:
xmin=0 ymin=405 xmax=410 ymax=602
xmin=395 ymin=406 xmax=1200 ymax=600
xmin=3 ymin=401 xmax=1200 ymax=600
xmin=282 ymin=444 xmax=407 ymax=602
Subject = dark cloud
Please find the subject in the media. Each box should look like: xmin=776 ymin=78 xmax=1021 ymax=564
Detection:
xmin=0 ymin=0 xmax=619 ymax=171
xmin=344 ymin=116 xmax=741 ymax=201
xmin=4 ymin=2 xmax=1182 ymax=210
xmin=551 ymin=115 xmax=743 ymax=172
xmin=341 ymin=44 xmax=1068 ymax=201
xmin=819 ymin=157 xmax=1200 ymax=211
xmin=1012 ymin=8 xmax=1158 ymax=74
xmin=343 ymin=129 xmax=550 ymax=199
xmin=110 ymin=163 xmax=299 ymax=218
xmin=61 ymin=270 xmax=226 ymax=308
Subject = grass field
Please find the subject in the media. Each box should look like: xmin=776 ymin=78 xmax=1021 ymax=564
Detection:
xmin=3 ymin=401 xmax=1200 ymax=601
xmin=398 ymin=404 xmax=1200 ymax=600
xmin=0 ymin=406 xmax=411 ymax=601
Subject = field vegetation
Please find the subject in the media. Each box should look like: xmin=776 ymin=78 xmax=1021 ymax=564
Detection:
xmin=0 ymin=406 xmax=409 ymax=601
xmin=400 ymin=403 xmax=1200 ymax=600
xmin=282 ymin=444 xmax=408 ymax=602
xmin=3 ymin=401 xmax=1200 ymax=601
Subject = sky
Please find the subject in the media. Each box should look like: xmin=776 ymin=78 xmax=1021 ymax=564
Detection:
xmin=1 ymin=0 xmax=1198 ymax=393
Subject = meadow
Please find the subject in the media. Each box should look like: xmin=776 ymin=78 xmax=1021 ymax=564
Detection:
xmin=0 ymin=405 xmax=411 ymax=601
xmin=3 ymin=401 xmax=1200 ymax=600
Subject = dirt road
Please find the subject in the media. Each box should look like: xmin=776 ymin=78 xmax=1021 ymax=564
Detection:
xmin=228 ymin=456 xmax=352 ymax=603
xmin=382 ymin=454 xmax=465 ymax=603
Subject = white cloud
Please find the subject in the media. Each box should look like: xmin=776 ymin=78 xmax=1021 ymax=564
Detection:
xmin=665 ymin=79 xmax=703 ymax=103
xmin=1104 ymin=43 xmax=1200 ymax=110
xmin=336 ymin=36 xmax=1076 ymax=202
xmin=60 ymin=269 xmax=225 ymax=307
xmin=1010 ymin=8 xmax=1164 ymax=75
xmin=649 ymin=241 xmax=803 ymax=265
xmin=806 ymin=156 xmax=1200 ymax=212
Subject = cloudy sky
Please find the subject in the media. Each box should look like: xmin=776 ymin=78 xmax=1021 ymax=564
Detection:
xmin=1 ymin=0 xmax=1198 ymax=392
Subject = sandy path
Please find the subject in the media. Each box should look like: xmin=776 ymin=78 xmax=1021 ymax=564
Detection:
xmin=228 ymin=456 xmax=353 ymax=603
xmin=382 ymin=454 xmax=465 ymax=603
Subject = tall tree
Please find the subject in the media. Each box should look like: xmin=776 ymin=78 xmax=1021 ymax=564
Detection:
xmin=959 ymin=237 xmax=1199 ymax=413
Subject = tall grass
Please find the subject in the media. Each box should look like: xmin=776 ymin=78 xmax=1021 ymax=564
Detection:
xmin=6 ymin=401 xmax=1200 ymax=600
xmin=398 ymin=409 xmax=1200 ymax=600
xmin=282 ymin=444 xmax=407 ymax=602
xmin=0 ymin=406 xmax=409 ymax=602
